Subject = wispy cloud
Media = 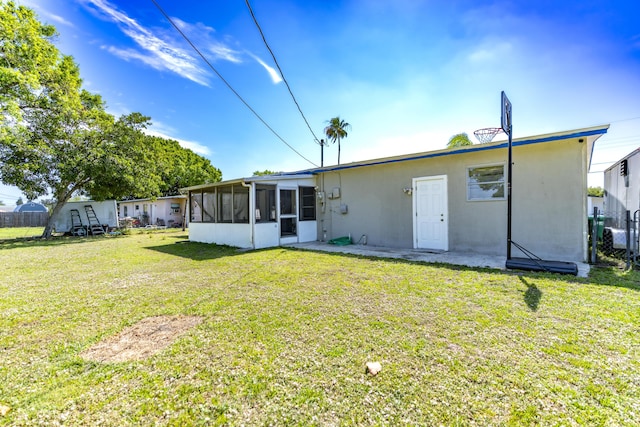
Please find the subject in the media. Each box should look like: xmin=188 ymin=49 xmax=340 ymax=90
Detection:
xmin=20 ymin=1 xmax=75 ymax=27
xmin=81 ymin=0 xmax=280 ymax=86
xmin=467 ymin=41 xmax=513 ymax=63
xmin=171 ymin=18 xmax=242 ymax=64
xmin=81 ymin=0 xmax=220 ymax=86
xmin=48 ymin=12 xmax=75 ymax=28
xmin=247 ymin=52 xmax=283 ymax=84
xmin=145 ymin=122 xmax=212 ymax=156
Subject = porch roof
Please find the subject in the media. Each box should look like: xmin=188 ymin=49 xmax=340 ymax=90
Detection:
xmin=180 ymin=173 xmax=315 ymax=193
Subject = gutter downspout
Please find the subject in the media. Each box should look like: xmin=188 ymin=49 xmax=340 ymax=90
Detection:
xmin=241 ymin=181 xmax=254 ymax=248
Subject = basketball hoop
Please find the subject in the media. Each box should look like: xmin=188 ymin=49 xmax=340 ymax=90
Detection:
xmin=473 ymin=127 xmax=504 ymax=143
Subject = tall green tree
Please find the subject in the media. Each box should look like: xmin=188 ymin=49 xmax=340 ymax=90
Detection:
xmin=588 ymin=186 xmax=604 ymax=197
xmin=0 ymin=2 xmax=221 ymax=237
xmin=447 ymin=132 xmax=473 ymax=148
xmin=0 ymin=3 xmax=160 ymax=237
xmin=148 ymin=135 xmax=222 ymax=197
xmin=324 ymin=116 xmax=351 ymax=165
xmin=252 ymin=169 xmax=277 ymax=176
xmin=0 ymin=2 xmax=59 ymax=124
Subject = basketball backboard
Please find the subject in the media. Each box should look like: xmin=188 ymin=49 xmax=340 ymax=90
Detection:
xmin=501 ymin=91 xmax=512 ymax=136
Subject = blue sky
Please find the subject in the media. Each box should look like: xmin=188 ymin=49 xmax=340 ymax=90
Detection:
xmin=2 ymin=0 xmax=639 ymax=204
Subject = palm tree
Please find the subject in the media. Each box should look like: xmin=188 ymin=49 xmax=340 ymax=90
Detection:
xmin=324 ymin=116 xmax=351 ymax=165
xmin=447 ymin=132 xmax=473 ymax=149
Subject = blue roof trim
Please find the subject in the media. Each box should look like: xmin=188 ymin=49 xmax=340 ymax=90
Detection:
xmin=307 ymin=127 xmax=609 ymax=174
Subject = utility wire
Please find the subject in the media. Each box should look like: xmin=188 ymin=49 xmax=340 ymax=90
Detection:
xmin=150 ymin=0 xmax=318 ymax=167
xmin=245 ymin=0 xmax=323 ymax=145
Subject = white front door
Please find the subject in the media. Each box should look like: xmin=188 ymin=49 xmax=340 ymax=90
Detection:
xmin=413 ymin=175 xmax=448 ymax=250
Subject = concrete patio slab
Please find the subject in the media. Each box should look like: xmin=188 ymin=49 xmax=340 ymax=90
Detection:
xmin=286 ymin=242 xmax=590 ymax=278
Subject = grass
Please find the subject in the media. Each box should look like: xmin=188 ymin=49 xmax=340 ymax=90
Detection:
xmin=0 ymin=227 xmax=44 ymax=240
xmin=1 ymin=231 xmax=639 ymax=426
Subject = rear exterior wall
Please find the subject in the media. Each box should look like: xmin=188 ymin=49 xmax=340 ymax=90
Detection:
xmin=317 ymin=137 xmax=588 ymax=262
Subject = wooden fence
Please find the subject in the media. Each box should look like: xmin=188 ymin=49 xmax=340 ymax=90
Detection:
xmin=0 ymin=212 xmax=49 ymax=227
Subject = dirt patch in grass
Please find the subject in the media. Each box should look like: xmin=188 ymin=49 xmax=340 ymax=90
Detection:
xmin=81 ymin=315 xmax=203 ymax=363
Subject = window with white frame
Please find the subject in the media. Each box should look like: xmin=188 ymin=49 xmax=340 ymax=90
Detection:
xmin=467 ymin=164 xmax=506 ymax=201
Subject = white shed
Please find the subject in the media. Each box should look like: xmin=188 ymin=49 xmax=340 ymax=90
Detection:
xmin=50 ymin=200 xmax=118 ymax=233
xmin=603 ymin=147 xmax=640 ymax=228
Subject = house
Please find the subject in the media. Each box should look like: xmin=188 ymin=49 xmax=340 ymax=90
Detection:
xmin=118 ymin=195 xmax=187 ymax=227
xmin=183 ymin=125 xmax=608 ymax=263
xmin=603 ymin=147 xmax=640 ymax=229
xmin=587 ymin=196 xmax=603 ymax=216
xmin=13 ymin=202 xmax=47 ymax=212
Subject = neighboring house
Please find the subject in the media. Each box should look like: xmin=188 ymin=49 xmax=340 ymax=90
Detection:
xmin=587 ymin=196 xmax=603 ymax=215
xmin=603 ymin=147 xmax=640 ymax=229
xmin=183 ymin=125 xmax=608 ymax=263
xmin=118 ymin=195 xmax=187 ymax=227
xmin=13 ymin=202 xmax=47 ymax=212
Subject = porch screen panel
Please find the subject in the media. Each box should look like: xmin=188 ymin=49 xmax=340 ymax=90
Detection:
xmin=299 ymin=186 xmax=316 ymax=221
xmin=233 ymin=185 xmax=249 ymax=223
xmin=202 ymin=190 xmax=216 ymax=222
xmin=256 ymin=185 xmax=276 ymax=223
xmin=280 ymin=189 xmax=296 ymax=215
xmin=218 ymin=186 xmax=232 ymax=223
xmin=190 ymin=191 xmax=203 ymax=222
xmin=280 ymin=189 xmax=297 ymax=236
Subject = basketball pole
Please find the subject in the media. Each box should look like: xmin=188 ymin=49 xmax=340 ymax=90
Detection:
xmin=507 ymin=122 xmax=512 ymax=260
xmin=501 ymin=91 xmax=513 ymax=261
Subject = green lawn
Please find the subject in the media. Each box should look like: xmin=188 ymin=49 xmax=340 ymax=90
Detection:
xmin=0 ymin=227 xmax=44 ymax=240
xmin=1 ymin=231 xmax=638 ymax=426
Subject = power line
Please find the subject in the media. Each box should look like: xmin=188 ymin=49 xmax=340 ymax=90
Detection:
xmin=149 ymin=0 xmax=318 ymax=168
xmin=609 ymin=115 xmax=640 ymax=124
xmin=245 ymin=0 xmax=322 ymax=145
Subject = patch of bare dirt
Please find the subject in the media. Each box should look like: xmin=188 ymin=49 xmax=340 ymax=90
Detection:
xmin=80 ymin=315 xmax=203 ymax=363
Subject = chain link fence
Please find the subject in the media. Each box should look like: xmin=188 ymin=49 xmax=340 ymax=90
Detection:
xmin=590 ymin=207 xmax=639 ymax=268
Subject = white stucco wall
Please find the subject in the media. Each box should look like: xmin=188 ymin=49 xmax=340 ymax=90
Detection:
xmin=317 ymin=136 xmax=590 ymax=262
xmin=188 ymin=222 xmax=252 ymax=248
